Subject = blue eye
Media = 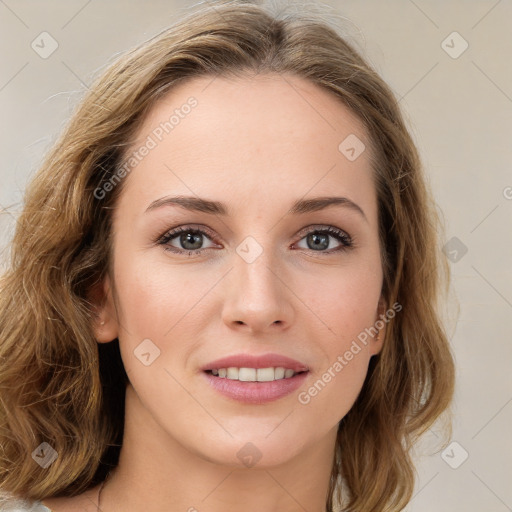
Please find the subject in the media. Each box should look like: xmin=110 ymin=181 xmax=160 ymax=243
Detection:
xmin=157 ymin=224 xmax=353 ymax=257
xmin=294 ymin=226 xmax=352 ymax=253
xmin=157 ymin=226 xmax=218 ymax=257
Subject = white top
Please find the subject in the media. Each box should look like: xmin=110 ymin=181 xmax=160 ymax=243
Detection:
xmin=0 ymin=497 xmax=51 ymax=511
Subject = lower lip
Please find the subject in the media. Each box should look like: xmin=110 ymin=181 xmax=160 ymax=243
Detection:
xmin=202 ymin=371 xmax=309 ymax=404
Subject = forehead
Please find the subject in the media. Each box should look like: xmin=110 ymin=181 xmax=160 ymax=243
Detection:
xmin=117 ymin=73 xmax=377 ymax=221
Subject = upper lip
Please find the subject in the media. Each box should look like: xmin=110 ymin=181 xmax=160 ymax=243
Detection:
xmin=201 ymin=353 xmax=309 ymax=373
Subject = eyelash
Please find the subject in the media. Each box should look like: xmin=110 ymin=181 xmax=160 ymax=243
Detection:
xmin=156 ymin=224 xmax=353 ymax=257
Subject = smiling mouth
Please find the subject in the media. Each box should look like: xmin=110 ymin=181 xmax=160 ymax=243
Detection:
xmin=204 ymin=367 xmax=308 ymax=382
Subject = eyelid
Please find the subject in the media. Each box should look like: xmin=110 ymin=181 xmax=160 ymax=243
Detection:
xmin=294 ymin=223 xmax=351 ymax=241
xmin=153 ymin=223 xmax=217 ymax=244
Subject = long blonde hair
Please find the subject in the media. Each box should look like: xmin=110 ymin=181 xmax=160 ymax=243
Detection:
xmin=0 ymin=1 xmax=455 ymax=510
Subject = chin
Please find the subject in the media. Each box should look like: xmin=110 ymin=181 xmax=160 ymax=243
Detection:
xmin=188 ymin=427 xmax=312 ymax=469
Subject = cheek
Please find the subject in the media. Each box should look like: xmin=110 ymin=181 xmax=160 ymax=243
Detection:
xmin=296 ymin=350 xmax=370 ymax=436
xmin=293 ymin=263 xmax=380 ymax=413
xmin=299 ymin=258 xmax=382 ymax=342
xmin=112 ymin=248 xmax=199 ymax=334
xmin=111 ymin=248 xmax=220 ymax=386
xmin=296 ymin=270 xmax=379 ymax=405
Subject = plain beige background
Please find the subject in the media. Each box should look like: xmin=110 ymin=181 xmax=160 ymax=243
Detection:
xmin=1 ymin=1 xmax=511 ymax=510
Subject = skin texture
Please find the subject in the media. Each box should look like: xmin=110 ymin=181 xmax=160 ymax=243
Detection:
xmin=43 ymin=73 xmax=386 ymax=512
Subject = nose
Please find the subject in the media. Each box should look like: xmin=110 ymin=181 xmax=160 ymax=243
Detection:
xmin=221 ymin=247 xmax=294 ymax=335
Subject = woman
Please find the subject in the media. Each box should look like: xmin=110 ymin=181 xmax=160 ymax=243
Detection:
xmin=0 ymin=1 xmax=455 ymax=510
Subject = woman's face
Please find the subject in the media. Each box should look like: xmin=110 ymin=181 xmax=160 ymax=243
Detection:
xmin=96 ymin=73 xmax=386 ymax=468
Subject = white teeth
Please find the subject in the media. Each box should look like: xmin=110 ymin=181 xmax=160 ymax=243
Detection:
xmin=256 ymin=368 xmax=274 ymax=382
xmin=210 ymin=366 xmax=300 ymax=382
xmin=274 ymin=367 xmax=285 ymax=379
xmin=227 ymin=367 xmax=239 ymax=379
xmin=239 ymin=368 xmax=256 ymax=381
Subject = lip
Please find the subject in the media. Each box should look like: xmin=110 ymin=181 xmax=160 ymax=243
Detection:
xmin=200 ymin=353 xmax=309 ymax=373
xmin=200 ymin=352 xmax=310 ymax=404
xmin=202 ymin=371 xmax=309 ymax=404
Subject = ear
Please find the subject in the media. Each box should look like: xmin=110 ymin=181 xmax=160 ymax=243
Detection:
xmin=370 ymin=295 xmax=387 ymax=356
xmin=87 ymin=274 xmax=119 ymax=343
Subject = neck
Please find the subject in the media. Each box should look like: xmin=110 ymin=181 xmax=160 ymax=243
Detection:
xmin=100 ymin=384 xmax=336 ymax=512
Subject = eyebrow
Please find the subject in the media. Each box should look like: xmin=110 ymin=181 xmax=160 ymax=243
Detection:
xmin=145 ymin=195 xmax=367 ymax=222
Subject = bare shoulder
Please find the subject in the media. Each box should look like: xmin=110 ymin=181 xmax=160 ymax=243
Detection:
xmin=40 ymin=484 xmax=102 ymax=512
